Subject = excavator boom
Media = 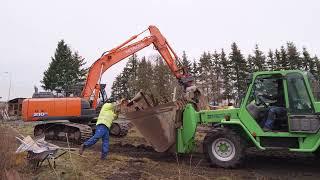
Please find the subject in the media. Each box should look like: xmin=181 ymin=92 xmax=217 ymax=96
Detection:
xmin=82 ymin=25 xmax=186 ymax=108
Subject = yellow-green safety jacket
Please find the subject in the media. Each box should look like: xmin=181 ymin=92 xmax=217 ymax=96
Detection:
xmin=96 ymin=103 xmax=116 ymax=129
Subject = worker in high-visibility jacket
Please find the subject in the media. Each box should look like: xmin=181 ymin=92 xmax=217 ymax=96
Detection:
xmin=79 ymin=103 xmax=117 ymax=159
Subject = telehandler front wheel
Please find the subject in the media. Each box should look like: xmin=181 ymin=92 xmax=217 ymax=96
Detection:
xmin=203 ymin=128 xmax=246 ymax=168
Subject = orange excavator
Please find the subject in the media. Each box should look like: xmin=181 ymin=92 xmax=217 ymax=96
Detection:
xmin=22 ymin=25 xmax=192 ymax=143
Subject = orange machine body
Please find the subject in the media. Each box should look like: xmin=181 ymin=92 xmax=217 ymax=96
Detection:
xmin=22 ymin=97 xmax=94 ymax=122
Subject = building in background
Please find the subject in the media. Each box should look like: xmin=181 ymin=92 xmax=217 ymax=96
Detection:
xmin=8 ymin=98 xmax=26 ymax=117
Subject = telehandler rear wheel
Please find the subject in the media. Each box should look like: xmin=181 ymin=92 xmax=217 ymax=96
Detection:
xmin=203 ymin=128 xmax=246 ymax=168
xmin=313 ymin=148 xmax=320 ymax=159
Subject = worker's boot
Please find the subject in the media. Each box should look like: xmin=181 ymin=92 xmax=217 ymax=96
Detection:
xmin=263 ymin=127 xmax=271 ymax=132
xmin=79 ymin=144 xmax=85 ymax=155
xmin=101 ymin=154 xmax=107 ymax=160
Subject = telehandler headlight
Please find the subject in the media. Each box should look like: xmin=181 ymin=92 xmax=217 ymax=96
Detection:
xmin=224 ymin=114 xmax=231 ymax=121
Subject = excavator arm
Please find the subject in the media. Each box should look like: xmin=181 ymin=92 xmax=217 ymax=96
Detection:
xmin=81 ymin=25 xmax=190 ymax=108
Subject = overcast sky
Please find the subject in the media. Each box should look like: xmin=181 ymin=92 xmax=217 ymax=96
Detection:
xmin=0 ymin=0 xmax=319 ymax=100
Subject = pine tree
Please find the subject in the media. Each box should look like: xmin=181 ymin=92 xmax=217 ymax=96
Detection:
xmin=191 ymin=60 xmax=199 ymax=84
xmin=68 ymin=52 xmax=88 ymax=96
xmin=314 ymin=55 xmax=320 ymax=80
xmin=280 ymin=46 xmax=289 ymax=70
xmin=41 ymin=40 xmax=87 ymax=95
xmin=274 ymin=49 xmax=281 ymax=70
xmin=266 ymin=50 xmax=276 ymax=71
xmin=109 ymin=74 xmax=122 ymax=102
xmin=302 ymin=47 xmax=310 ymax=70
xmin=211 ymin=50 xmax=222 ymax=102
xmin=136 ymin=57 xmax=153 ymax=95
xmin=247 ymin=55 xmax=254 ymax=73
xmin=119 ymin=72 xmax=130 ymax=99
xmin=252 ymin=44 xmax=266 ymax=71
xmin=181 ymin=51 xmax=191 ymax=72
xmin=287 ymin=42 xmax=301 ymax=69
xmin=198 ymin=51 xmax=212 ymax=98
xmin=108 ymin=54 xmax=139 ymax=101
xmin=220 ymin=49 xmax=232 ymax=102
xmin=71 ymin=52 xmax=87 ymax=82
xmin=123 ymin=54 xmax=139 ymax=98
xmin=301 ymin=47 xmax=316 ymax=75
xmin=152 ymin=55 xmax=175 ymax=103
xmin=229 ymin=42 xmax=248 ymax=103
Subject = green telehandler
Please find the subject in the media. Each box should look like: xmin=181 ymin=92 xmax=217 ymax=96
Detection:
xmin=126 ymin=70 xmax=320 ymax=168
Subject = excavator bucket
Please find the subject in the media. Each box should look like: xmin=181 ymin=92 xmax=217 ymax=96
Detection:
xmin=122 ymin=89 xmax=206 ymax=153
xmin=125 ymin=102 xmax=178 ymax=152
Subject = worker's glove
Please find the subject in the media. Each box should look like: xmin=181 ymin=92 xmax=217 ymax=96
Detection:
xmin=114 ymin=113 xmax=119 ymax=120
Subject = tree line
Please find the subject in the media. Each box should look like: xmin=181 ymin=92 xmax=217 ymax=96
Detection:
xmin=109 ymin=42 xmax=320 ymax=105
xmin=41 ymin=40 xmax=320 ymax=105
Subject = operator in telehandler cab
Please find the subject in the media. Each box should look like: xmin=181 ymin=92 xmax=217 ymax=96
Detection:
xmin=247 ymin=75 xmax=288 ymax=131
xmin=263 ymin=78 xmax=287 ymax=131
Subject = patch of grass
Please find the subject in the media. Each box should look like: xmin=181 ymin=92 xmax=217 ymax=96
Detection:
xmin=0 ymin=126 xmax=24 ymax=179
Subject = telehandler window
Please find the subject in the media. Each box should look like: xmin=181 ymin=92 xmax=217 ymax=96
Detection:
xmin=246 ymin=74 xmax=286 ymax=128
xmin=307 ymin=72 xmax=320 ymax=101
xmin=287 ymin=73 xmax=313 ymax=114
xmin=247 ymin=74 xmax=284 ymax=107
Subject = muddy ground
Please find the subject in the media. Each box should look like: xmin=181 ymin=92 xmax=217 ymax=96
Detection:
xmin=2 ymin=120 xmax=320 ymax=180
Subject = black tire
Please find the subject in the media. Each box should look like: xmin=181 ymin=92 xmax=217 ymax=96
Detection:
xmin=313 ymin=148 xmax=320 ymax=159
xmin=203 ymin=128 xmax=246 ymax=168
xmin=34 ymin=124 xmax=45 ymax=137
xmin=110 ymin=123 xmax=121 ymax=136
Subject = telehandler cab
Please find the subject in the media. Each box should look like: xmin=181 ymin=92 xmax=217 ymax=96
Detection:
xmin=128 ymin=70 xmax=320 ymax=168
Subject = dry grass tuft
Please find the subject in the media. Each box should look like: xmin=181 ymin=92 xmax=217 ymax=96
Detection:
xmin=0 ymin=126 xmax=22 ymax=179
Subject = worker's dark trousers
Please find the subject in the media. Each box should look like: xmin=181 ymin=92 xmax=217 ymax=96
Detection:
xmin=83 ymin=124 xmax=109 ymax=159
xmin=264 ymin=106 xmax=286 ymax=129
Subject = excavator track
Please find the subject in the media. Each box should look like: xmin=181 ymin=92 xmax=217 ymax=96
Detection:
xmin=91 ymin=116 xmax=132 ymax=137
xmin=110 ymin=120 xmax=132 ymax=137
xmin=34 ymin=121 xmax=93 ymax=144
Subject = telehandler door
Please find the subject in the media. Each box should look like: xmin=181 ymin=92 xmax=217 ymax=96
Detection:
xmin=286 ymin=72 xmax=320 ymax=133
